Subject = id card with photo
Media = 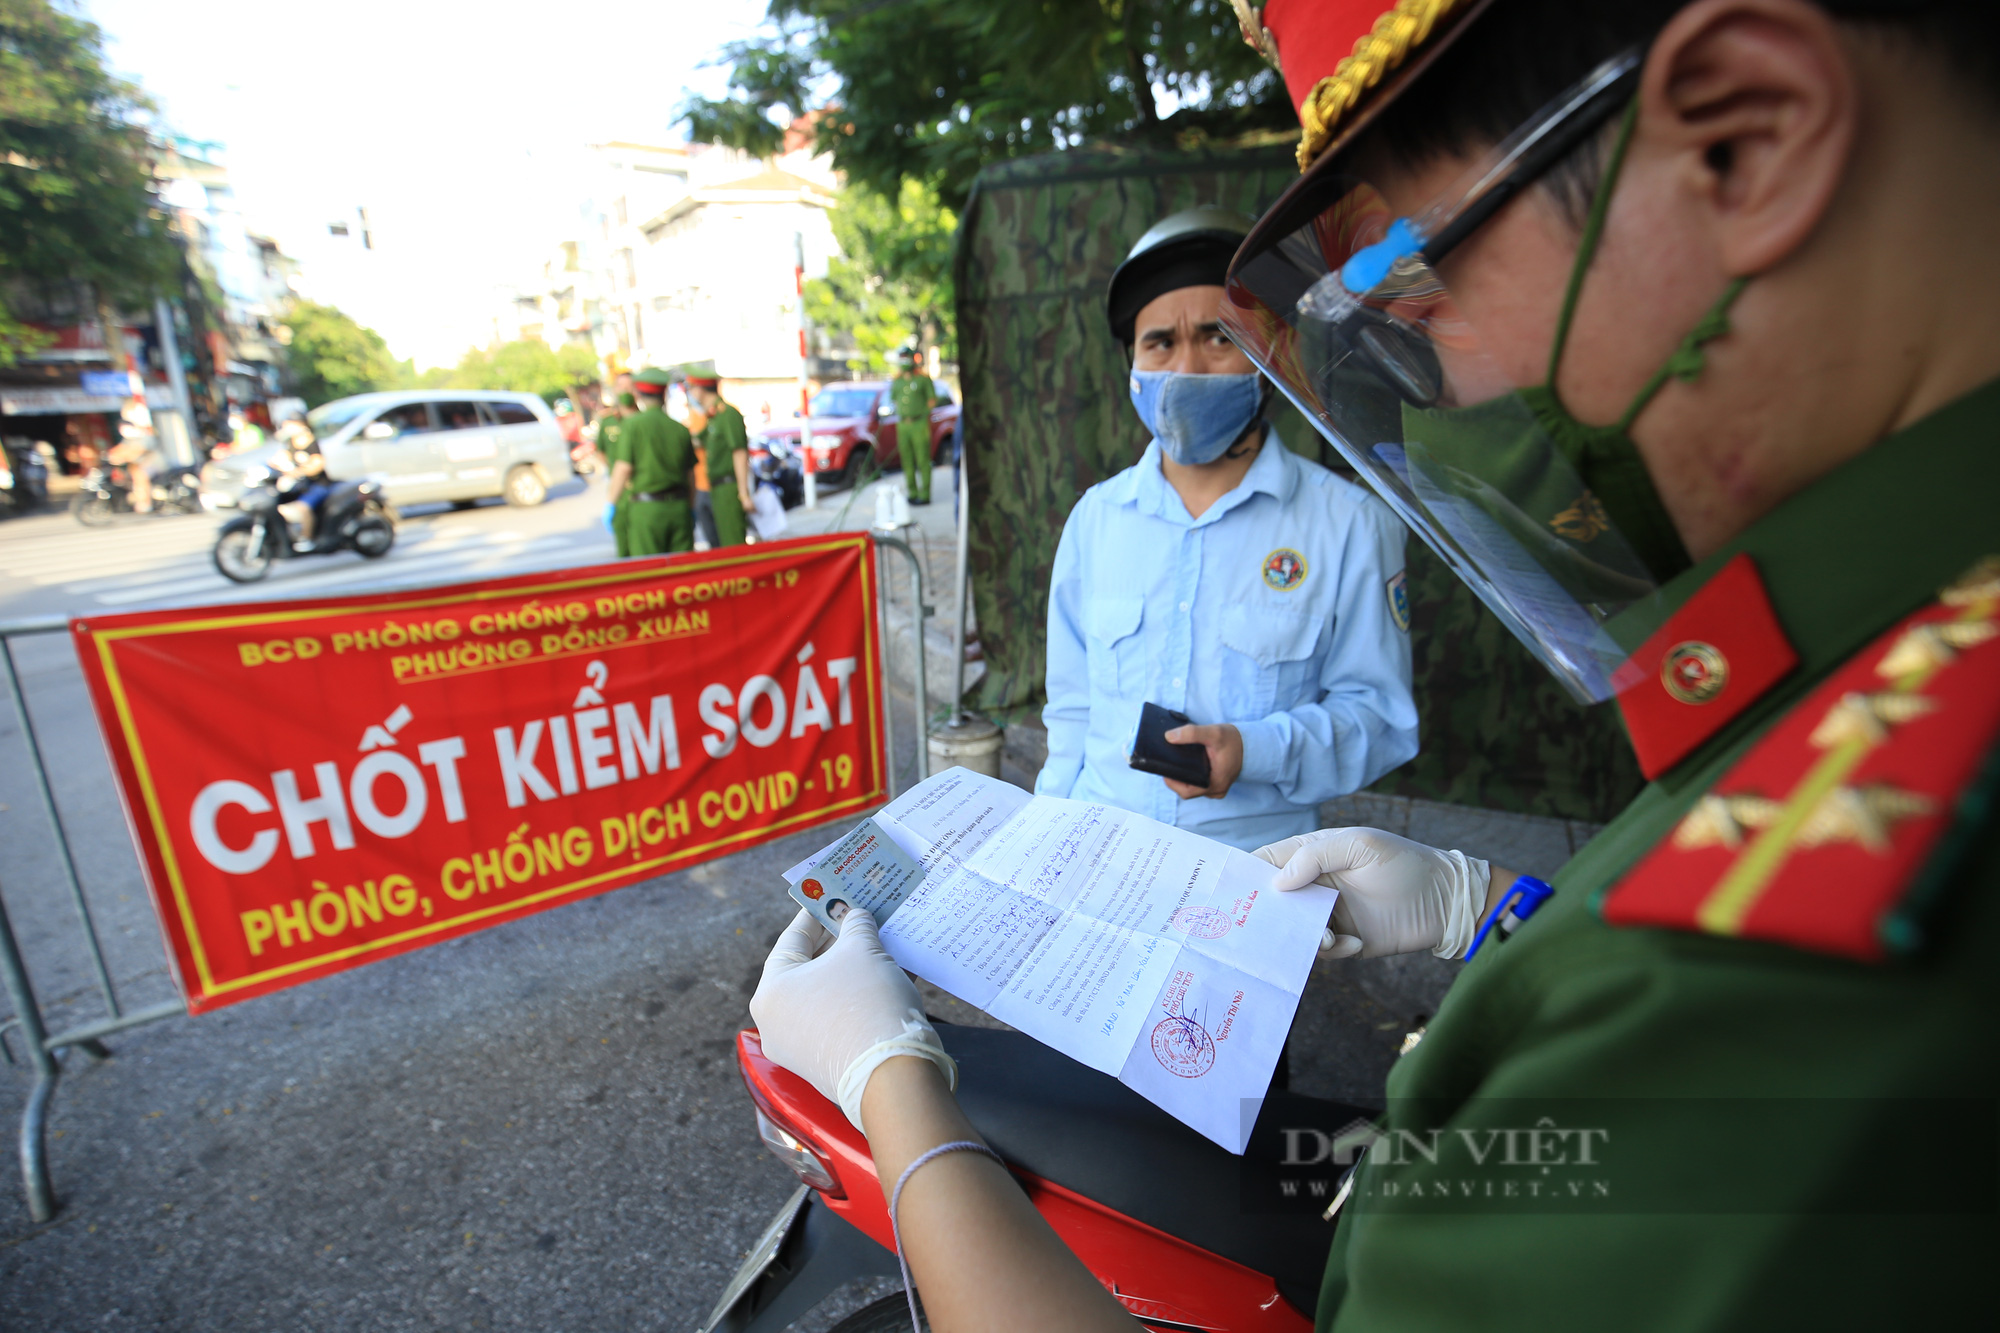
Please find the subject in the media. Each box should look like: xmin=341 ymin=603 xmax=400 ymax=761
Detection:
xmin=784 ymin=817 xmax=926 ymax=931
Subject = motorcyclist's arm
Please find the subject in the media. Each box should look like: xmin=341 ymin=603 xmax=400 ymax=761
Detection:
xmin=753 ymin=911 xmax=1136 ymax=1330
xmin=862 ymin=1057 xmax=1140 ymax=1333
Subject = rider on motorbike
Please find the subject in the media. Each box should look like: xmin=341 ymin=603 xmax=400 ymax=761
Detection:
xmin=107 ymin=390 xmax=158 ymax=514
xmin=274 ymin=421 xmax=330 ymax=549
xmin=750 ymin=1 xmax=2000 ymax=1329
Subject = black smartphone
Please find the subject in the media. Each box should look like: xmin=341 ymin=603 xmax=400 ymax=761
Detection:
xmin=1128 ymin=702 xmax=1212 ymax=788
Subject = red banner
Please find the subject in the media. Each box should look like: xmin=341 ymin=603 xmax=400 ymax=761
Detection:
xmin=74 ymin=534 xmax=886 ymax=1012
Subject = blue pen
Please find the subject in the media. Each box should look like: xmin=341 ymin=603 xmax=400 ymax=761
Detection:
xmin=1463 ymin=875 xmax=1555 ymax=960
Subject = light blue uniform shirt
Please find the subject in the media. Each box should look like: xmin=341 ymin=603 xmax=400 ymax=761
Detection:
xmin=1036 ymin=437 xmax=1419 ymax=851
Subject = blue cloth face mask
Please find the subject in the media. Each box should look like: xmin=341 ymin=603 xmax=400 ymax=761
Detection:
xmin=1128 ymin=370 xmax=1263 ymax=466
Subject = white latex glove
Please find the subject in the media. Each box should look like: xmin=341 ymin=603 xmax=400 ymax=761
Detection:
xmin=1253 ymin=827 xmax=1490 ymax=960
xmin=749 ymin=908 xmax=957 ymax=1133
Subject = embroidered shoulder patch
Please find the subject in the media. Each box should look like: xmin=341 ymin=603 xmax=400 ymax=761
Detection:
xmin=1600 ymin=557 xmax=2000 ymax=961
xmin=1386 ymin=569 xmax=1411 ymax=632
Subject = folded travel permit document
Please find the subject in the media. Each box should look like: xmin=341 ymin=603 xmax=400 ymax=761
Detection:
xmin=784 ymin=769 xmax=1337 ymax=1153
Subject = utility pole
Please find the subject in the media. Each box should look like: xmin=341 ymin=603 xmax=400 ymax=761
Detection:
xmin=795 ymin=231 xmax=816 ymax=509
xmin=154 ymin=297 xmax=198 ymax=465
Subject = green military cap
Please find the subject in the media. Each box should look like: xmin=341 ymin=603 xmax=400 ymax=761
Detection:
xmin=632 ymin=367 xmax=672 ymax=393
xmin=617 ymin=392 xmax=637 ymax=408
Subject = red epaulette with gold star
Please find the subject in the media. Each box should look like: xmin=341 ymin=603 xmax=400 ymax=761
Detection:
xmin=1601 ymin=557 xmax=2000 ymax=961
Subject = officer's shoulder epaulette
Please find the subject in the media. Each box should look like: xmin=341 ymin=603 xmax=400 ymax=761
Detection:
xmin=1600 ymin=556 xmax=2000 ymax=962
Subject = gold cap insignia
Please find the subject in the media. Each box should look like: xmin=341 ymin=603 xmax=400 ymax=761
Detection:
xmin=1230 ymin=0 xmax=1282 ymax=72
xmin=1295 ymin=0 xmax=1469 ymax=170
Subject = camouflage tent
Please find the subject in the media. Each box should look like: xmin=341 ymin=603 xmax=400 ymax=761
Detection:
xmin=954 ymin=144 xmax=1643 ymax=822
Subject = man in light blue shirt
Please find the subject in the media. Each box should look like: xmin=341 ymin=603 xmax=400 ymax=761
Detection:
xmin=1037 ymin=209 xmax=1418 ymax=851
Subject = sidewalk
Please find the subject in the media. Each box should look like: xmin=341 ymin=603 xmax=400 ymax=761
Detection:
xmin=775 ymin=465 xmax=981 ymax=714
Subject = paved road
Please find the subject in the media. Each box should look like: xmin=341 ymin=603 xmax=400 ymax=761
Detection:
xmin=0 ymin=477 xmax=621 ymax=624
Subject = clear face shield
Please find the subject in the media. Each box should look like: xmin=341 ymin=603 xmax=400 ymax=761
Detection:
xmin=1222 ymin=54 xmax=1673 ymax=704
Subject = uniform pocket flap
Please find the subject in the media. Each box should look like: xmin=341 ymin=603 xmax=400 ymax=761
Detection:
xmin=1220 ymin=603 xmax=1322 ymax=668
xmin=1086 ymin=596 xmax=1144 ymax=646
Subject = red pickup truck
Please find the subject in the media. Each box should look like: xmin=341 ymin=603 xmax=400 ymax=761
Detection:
xmin=751 ymin=379 xmax=959 ymax=491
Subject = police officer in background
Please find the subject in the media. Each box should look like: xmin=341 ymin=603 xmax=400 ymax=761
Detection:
xmin=606 ymin=367 xmax=694 ymax=556
xmin=747 ymin=0 xmax=2000 ymax=1327
xmin=1038 ymin=207 xmax=1418 ymax=852
xmin=597 ymin=386 xmax=635 ymax=550
xmin=888 ymin=345 xmax=942 ymax=504
xmin=686 ymin=373 xmax=750 ymax=547
xmin=595 ymin=370 xmax=632 ymax=470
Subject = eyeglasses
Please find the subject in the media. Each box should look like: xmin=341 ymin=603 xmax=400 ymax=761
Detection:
xmin=1223 ymin=51 xmax=1643 ymax=409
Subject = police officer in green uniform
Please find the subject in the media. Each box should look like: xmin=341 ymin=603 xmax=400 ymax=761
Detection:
xmin=686 ymin=373 xmax=750 ymax=546
xmin=598 ymin=389 xmax=636 ymax=553
xmin=607 ymin=368 xmax=693 ymax=556
xmin=742 ymin=1 xmax=2000 ymax=1328
xmin=888 ymin=345 xmax=941 ymax=504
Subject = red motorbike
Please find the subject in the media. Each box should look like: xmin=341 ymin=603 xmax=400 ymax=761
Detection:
xmin=700 ymin=1023 xmax=1369 ymax=1332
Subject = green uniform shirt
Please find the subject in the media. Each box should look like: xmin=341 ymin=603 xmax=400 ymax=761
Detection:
xmin=619 ymin=405 xmax=693 ymax=497
xmin=1317 ymin=379 xmax=2000 ymax=1331
xmin=597 ymin=412 xmax=624 ymax=467
xmin=891 ymin=373 xmax=938 ymax=444
xmin=701 ymin=402 xmax=748 ymax=488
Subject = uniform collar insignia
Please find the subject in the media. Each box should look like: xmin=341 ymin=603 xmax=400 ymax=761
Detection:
xmin=1603 ymin=554 xmax=2000 ymax=962
xmin=1613 ymin=554 xmax=1800 ymax=779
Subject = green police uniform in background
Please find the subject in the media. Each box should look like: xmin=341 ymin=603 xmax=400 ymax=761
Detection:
xmin=701 ymin=398 xmax=750 ymax=547
xmin=1314 ymin=382 xmax=2000 ymax=1331
xmin=619 ymin=403 xmax=694 ymax=557
xmin=890 ymin=369 xmax=939 ymax=503
xmin=600 ymin=397 xmax=633 ymax=556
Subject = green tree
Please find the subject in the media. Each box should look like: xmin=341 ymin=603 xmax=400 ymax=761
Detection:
xmin=426 ymin=339 xmax=601 ymax=402
xmin=283 ymin=299 xmax=399 ymax=407
xmin=806 ymin=178 xmax=957 ymax=369
xmin=683 ymin=0 xmax=1290 ymax=210
xmin=0 ymin=0 xmax=178 ymax=364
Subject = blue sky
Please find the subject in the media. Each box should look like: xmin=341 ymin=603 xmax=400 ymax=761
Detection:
xmin=83 ymin=0 xmax=772 ymax=367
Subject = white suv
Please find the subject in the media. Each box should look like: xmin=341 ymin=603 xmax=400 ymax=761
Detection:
xmin=305 ymin=390 xmax=570 ymax=507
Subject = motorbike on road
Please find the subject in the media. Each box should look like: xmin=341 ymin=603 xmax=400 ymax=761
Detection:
xmin=701 ymin=1024 xmax=1364 ymax=1333
xmin=0 ymin=437 xmax=49 ymax=517
xmin=70 ymin=461 xmax=203 ymax=526
xmin=212 ymin=475 xmax=397 ymax=583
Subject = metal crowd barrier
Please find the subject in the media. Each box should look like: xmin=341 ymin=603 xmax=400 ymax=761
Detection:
xmin=0 ymin=530 xmax=938 ymax=1224
xmin=0 ymin=615 xmax=188 ymax=1224
xmin=871 ymin=529 xmax=931 ymax=791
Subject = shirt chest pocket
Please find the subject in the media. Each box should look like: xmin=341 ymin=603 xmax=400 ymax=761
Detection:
xmin=1218 ymin=603 xmax=1326 ymax=718
xmin=1084 ymin=596 xmax=1145 ymax=697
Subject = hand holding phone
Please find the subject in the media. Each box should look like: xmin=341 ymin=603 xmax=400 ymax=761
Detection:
xmin=1128 ymin=702 xmax=1213 ymax=788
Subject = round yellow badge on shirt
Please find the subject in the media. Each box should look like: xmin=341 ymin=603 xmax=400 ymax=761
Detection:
xmin=1263 ymin=548 xmax=1308 ymax=591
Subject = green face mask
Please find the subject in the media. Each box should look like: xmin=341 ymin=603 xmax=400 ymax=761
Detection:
xmin=1400 ymin=99 xmax=1748 ymax=586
